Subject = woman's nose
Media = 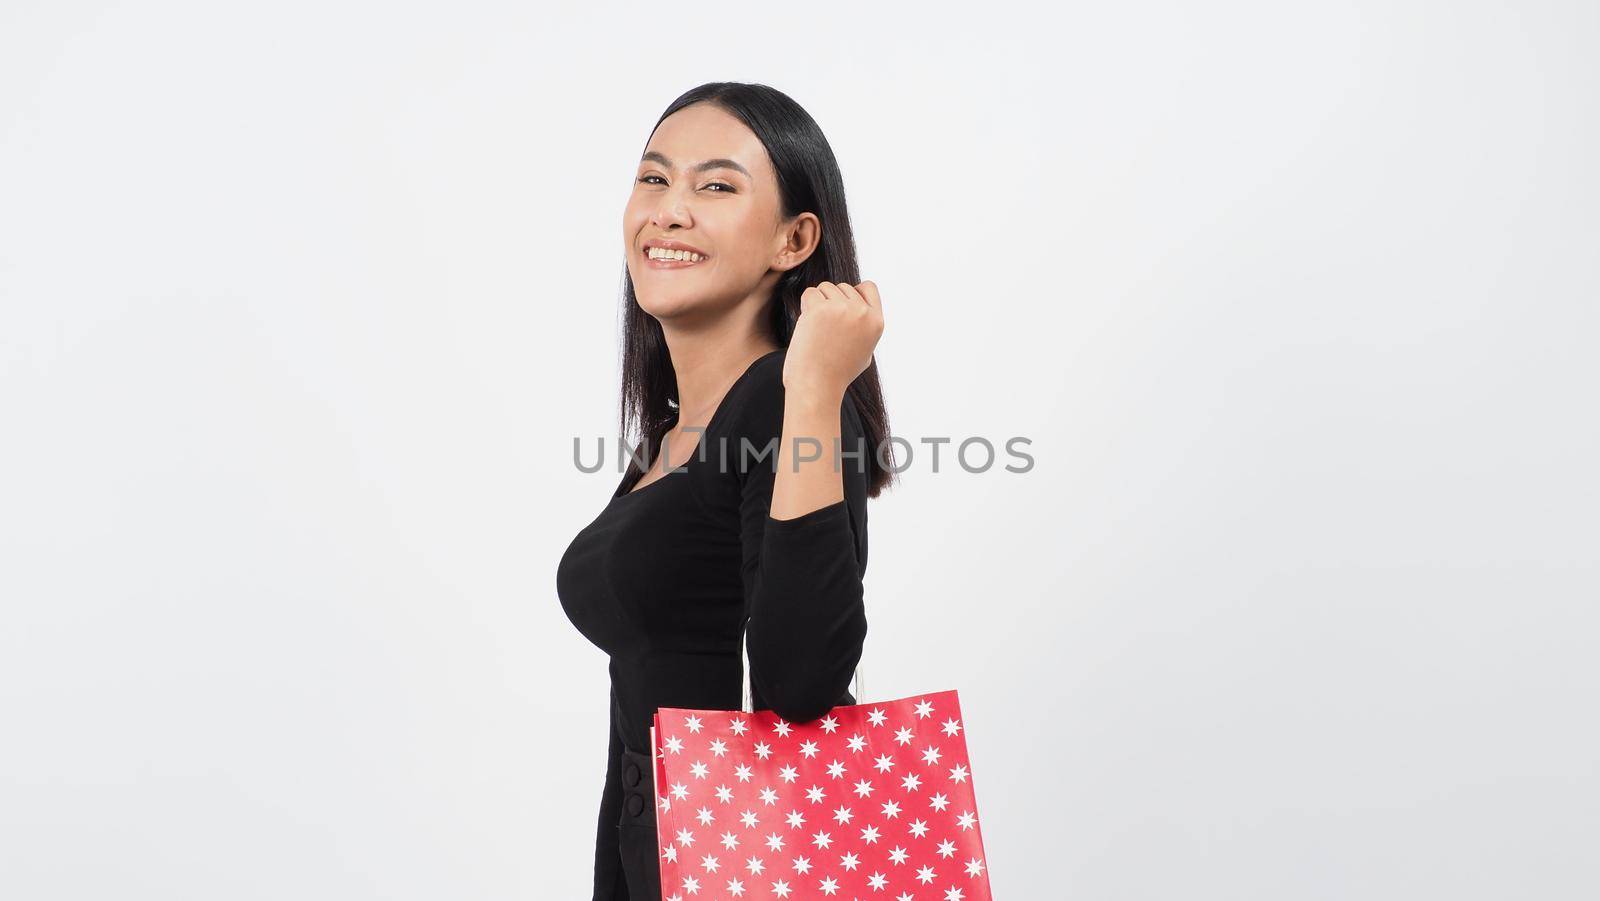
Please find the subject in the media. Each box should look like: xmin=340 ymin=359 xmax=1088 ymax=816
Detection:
xmin=650 ymin=201 xmax=690 ymax=229
xmin=650 ymin=182 xmax=695 ymax=228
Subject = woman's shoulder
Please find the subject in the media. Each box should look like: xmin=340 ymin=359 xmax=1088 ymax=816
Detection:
xmin=714 ymin=348 xmax=788 ymax=440
xmin=714 ymin=347 xmax=866 ymax=442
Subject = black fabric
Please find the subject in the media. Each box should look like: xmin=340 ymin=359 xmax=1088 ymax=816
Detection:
xmin=557 ymin=347 xmax=870 ymax=900
xmin=617 ymin=741 xmax=662 ymax=899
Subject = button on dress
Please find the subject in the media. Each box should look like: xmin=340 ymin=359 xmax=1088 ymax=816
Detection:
xmin=556 ymin=347 xmax=871 ymax=900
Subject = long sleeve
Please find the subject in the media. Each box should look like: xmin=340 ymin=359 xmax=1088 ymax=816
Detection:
xmin=733 ymin=371 xmax=871 ymax=725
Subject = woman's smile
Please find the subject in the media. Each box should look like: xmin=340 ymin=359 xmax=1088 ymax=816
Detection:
xmin=642 ymin=238 xmax=710 ymax=270
xmin=643 ymin=249 xmax=708 ymax=270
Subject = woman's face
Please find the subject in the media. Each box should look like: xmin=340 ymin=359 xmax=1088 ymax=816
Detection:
xmin=624 ymin=102 xmax=797 ymax=322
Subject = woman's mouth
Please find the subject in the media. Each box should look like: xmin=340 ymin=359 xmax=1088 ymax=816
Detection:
xmin=644 ymin=246 xmax=708 ymax=269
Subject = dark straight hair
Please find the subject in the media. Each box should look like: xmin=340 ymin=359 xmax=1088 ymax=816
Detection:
xmin=617 ymin=81 xmax=895 ymax=499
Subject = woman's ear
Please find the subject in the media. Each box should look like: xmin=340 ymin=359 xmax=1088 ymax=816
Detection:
xmin=775 ymin=212 xmax=822 ymax=270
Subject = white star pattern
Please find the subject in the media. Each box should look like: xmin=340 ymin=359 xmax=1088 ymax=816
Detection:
xmin=649 ymin=690 xmax=991 ymax=899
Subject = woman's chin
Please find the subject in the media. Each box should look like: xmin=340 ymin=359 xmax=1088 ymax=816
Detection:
xmin=635 ymin=293 xmax=709 ymax=320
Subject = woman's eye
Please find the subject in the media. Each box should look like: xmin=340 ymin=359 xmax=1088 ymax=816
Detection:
xmin=635 ymin=175 xmax=734 ymax=193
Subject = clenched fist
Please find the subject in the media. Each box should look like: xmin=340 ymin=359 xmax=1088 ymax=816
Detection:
xmin=782 ymin=280 xmax=885 ymax=398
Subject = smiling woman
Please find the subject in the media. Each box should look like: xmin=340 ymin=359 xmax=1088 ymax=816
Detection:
xmin=555 ymin=82 xmax=896 ymax=900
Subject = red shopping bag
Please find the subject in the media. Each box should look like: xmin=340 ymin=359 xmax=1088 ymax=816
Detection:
xmin=650 ymin=689 xmax=993 ymax=900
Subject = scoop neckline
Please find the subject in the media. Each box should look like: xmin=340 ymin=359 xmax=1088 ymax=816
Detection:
xmin=612 ymin=347 xmax=784 ymax=501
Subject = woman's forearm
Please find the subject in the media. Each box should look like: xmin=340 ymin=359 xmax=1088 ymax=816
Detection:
xmin=769 ymin=384 xmax=849 ymax=521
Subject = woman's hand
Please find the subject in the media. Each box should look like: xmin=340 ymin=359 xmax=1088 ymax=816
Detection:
xmin=783 ymin=280 xmax=885 ymax=398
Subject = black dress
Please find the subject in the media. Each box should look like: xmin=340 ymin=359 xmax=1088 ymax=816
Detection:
xmin=556 ymin=347 xmax=871 ymax=901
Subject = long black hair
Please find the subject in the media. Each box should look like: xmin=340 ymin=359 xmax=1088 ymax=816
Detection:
xmin=618 ymin=82 xmax=896 ymax=499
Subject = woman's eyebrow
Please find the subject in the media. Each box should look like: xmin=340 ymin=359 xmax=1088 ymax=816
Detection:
xmin=640 ymin=151 xmax=751 ymax=179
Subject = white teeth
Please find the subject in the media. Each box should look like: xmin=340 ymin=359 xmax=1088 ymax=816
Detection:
xmin=648 ymin=247 xmax=703 ymax=262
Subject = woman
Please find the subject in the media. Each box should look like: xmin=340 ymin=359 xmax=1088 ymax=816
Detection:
xmin=557 ymin=82 xmax=895 ymax=900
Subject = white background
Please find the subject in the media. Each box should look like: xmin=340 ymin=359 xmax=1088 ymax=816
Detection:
xmin=2 ymin=1 xmax=1596 ymax=898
